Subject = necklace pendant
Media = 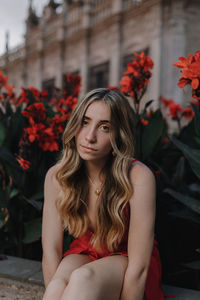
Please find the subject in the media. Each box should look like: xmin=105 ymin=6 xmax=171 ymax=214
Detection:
xmin=95 ymin=189 xmax=100 ymax=196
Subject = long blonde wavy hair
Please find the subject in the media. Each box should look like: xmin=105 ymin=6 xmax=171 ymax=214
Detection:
xmin=55 ymin=88 xmax=135 ymax=252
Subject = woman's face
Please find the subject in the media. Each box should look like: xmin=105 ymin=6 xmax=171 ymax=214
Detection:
xmin=75 ymin=100 xmax=112 ymax=163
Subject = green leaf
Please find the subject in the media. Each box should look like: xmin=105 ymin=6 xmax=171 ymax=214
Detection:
xmin=0 ymin=211 xmax=6 ymax=229
xmin=188 ymin=183 xmax=200 ymax=193
xmin=144 ymin=100 xmax=154 ymax=110
xmin=181 ymin=260 xmax=200 ymax=271
xmin=0 ymin=189 xmax=7 ymax=208
xmin=191 ymin=103 xmax=200 ymax=136
xmin=23 ymin=196 xmax=43 ymax=211
xmin=0 ymin=123 xmax=6 ymax=146
xmin=30 ymin=190 xmax=44 ymax=202
xmin=173 ymin=156 xmax=185 ymax=183
xmin=169 ymin=208 xmax=200 ymax=225
xmin=23 ymin=217 xmax=42 ymax=244
xmin=9 ymin=189 xmax=20 ymax=199
xmin=142 ymin=110 xmax=164 ymax=159
xmin=195 ymin=136 xmax=200 ymax=145
xmin=170 ymin=136 xmax=200 ymax=179
xmin=0 ymin=147 xmax=19 ymax=168
xmin=164 ymin=188 xmax=200 ymax=215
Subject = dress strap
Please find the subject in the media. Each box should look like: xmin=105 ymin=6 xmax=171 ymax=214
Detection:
xmin=131 ymin=158 xmax=138 ymax=163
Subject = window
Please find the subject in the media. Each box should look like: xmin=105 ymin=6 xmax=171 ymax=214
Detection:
xmin=42 ymin=78 xmax=55 ymax=98
xmin=62 ymin=70 xmax=80 ymax=90
xmin=88 ymin=62 xmax=109 ymax=90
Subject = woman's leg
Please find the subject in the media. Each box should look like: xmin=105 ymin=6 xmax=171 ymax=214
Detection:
xmin=60 ymin=255 xmax=129 ymax=300
xmin=43 ymin=254 xmax=92 ymax=300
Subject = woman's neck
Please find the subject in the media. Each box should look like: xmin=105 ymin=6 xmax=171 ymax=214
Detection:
xmin=84 ymin=159 xmax=106 ymax=182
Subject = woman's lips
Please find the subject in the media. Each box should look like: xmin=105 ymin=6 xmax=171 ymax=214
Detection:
xmin=80 ymin=145 xmax=97 ymax=152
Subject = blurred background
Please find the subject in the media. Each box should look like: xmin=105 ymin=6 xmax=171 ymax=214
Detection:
xmin=0 ymin=0 xmax=200 ymax=105
xmin=0 ymin=0 xmax=200 ymax=293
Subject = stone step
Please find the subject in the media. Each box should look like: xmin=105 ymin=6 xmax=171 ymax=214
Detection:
xmin=0 ymin=255 xmax=200 ymax=299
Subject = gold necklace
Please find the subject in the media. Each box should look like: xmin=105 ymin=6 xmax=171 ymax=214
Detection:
xmin=88 ymin=175 xmax=102 ymax=196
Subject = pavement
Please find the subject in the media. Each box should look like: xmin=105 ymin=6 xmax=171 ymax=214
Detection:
xmin=0 ymin=255 xmax=200 ymax=300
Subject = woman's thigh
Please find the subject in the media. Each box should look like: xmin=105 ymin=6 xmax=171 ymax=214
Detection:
xmin=52 ymin=253 xmax=92 ymax=282
xmin=72 ymin=255 xmax=128 ymax=300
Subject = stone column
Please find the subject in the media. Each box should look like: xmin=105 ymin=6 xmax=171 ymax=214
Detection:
xmin=148 ymin=2 xmax=162 ymax=110
xmin=22 ymin=38 xmax=28 ymax=88
xmin=109 ymin=0 xmax=123 ymax=87
xmin=160 ymin=0 xmax=186 ymax=105
xmin=37 ymin=19 xmax=45 ymax=90
xmin=79 ymin=2 xmax=91 ymax=98
xmin=56 ymin=0 xmax=68 ymax=89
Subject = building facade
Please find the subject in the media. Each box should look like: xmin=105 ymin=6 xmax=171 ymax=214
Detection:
xmin=0 ymin=0 xmax=200 ymax=107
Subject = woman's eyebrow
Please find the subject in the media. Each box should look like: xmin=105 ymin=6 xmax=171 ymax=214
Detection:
xmin=99 ymin=120 xmax=111 ymax=124
xmin=83 ymin=116 xmax=111 ymax=124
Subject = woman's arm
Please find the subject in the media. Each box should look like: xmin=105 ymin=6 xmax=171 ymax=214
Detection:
xmin=42 ymin=165 xmax=64 ymax=287
xmin=121 ymin=163 xmax=156 ymax=300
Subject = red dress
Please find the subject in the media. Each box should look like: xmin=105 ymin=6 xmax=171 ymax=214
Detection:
xmin=63 ymin=159 xmax=165 ymax=300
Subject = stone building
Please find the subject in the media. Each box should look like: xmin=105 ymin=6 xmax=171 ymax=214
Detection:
xmin=0 ymin=0 xmax=200 ymax=107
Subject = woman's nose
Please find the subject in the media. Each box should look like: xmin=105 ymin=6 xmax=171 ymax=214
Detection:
xmin=85 ymin=127 xmax=97 ymax=143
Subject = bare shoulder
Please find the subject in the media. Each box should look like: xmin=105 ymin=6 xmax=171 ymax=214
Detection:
xmin=129 ymin=159 xmax=156 ymax=186
xmin=44 ymin=164 xmax=61 ymax=193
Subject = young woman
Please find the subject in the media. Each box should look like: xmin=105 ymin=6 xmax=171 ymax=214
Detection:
xmin=42 ymin=88 xmax=165 ymax=300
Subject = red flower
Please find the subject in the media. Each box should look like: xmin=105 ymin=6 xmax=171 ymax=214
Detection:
xmin=177 ymin=77 xmax=191 ymax=89
xmin=50 ymin=112 xmax=69 ymax=137
xmin=161 ymin=97 xmax=195 ymax=123
xmin=38 ymin=136 xmax=59 ymax=152
xmin=146 ymin=111 xmax=151 ymax=118
xmin=18 ymin=88 xmax=29 ymax=105
xmin=22 ymin=102 xmax=46 ymax=123
xmin=16 ymin=156 xmax=31 ymax=170
xmin=120 ymin=51 xmax=154 ymax=101
xmin=173 ymin=51 xmax=200 ymax=99
xmin=4 ymin=85 xmax=15 ymax=96
xmin=25 ymin=122 xmax=46 ymax=143
xmin=29 ymin=87 xmax=41 ymax=101
xmin=24 ymin=121 xmax=59 ymax=152
xmin=168 ymin=103 xmax=183 ymax=120
xmin=107 ymin=86 xmax=121 ymax=92
xmin=41 ymin=90 xmax=49 ymax=99
xmin=162 ymin=137 xmax=169 ymax=143
xmin=192 ymin=87 xmax=200 ymax=100
xmin=154 ymin=170 xmax=161 ymax=181
xmin=189 ymin=99 xmax=199 ymax=106
xmin=64 ymin=74 xmax=81 ymax=97
xmin=0 ymin=71 xmax=8 ymax=88
xmin=38 ymin=127 xmax=59 ymax=152
xmin=141 ymin=118 xmax=149 ymax=125
xmin=181 ymin=106 xmax=194 ymax=120
xmin=50 ymin=98 xmax=57 ymax=106
xmin=160 ymin=96 xmax=174 ymax=108
xmin=65 ymin=96 xmax=78 ymax=110
xmin=120 ymin=76 xmax=133 ymax=94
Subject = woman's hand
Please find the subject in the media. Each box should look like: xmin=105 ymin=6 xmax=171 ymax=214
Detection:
xmin=121 ymin=162 xmax=156 ymax=300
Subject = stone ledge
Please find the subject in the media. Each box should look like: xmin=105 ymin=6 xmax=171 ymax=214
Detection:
xmin=0 ymin=255 xmax=200 ymax=299
xmin=163 ymin=284 xmax=200 ymax=300
xmin=0 ymin=255 xmax=43 ymax=285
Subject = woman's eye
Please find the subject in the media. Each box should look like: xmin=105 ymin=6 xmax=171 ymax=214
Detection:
xmin=100 ymin=125 xmax=110 ymax=132
xmin=82 ymin=119 xmax=88 ymax=126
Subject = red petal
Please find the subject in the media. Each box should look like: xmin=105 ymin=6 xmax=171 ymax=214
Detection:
xmin=191 ymin=78 xmax=199 ymax=89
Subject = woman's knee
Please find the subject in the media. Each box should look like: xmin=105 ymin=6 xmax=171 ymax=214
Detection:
xmin=69 ymin=266 xmax=95 ymax=285
xmin=43 ymin=277 xmax=67 ymax=298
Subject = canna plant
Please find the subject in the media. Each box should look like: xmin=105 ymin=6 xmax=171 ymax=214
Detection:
xmin=0 ymin=49 xmax=199 ymax=289
xmin=117 ymin=50 xmax=200 ymax=288
xmin=0 ymin=72 xmax=80 ymax=259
